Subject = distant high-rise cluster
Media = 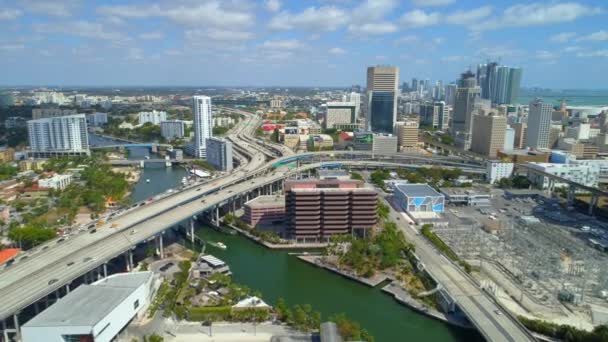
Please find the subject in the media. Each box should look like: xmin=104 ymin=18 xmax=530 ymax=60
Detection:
xmin=476 ymin=63 xmax=523 ymax=105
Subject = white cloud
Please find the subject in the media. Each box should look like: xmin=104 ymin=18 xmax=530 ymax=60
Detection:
xmin=441 ymin=55 xmax=465 ymax=62
xmin=411 ymin=0 xmax=455 ymax=7
xmin=98 ymin=1 xmax=253 ymax=28
xmin=576 ymin=50 xmax=608 ymax=58
xmin=269 ymin=6 xmax=348 ymax=31
xmin=0 ymin=8 xmax=22 ymax=20
xmin=265 ymin=0 xmax=281 ymax=12
xmin=535 ymin=50 xmax=559 ymax=60
xmin=473 ymin=2 xmax=602 ymax=31
xmin=260 ymin=39 xmax=304 ymax=50
xmin=550 ymin=32 xmax=577 ymax=43
xmin=34 ymin=21 xmax=129 ymax=42
xmin=138 ymin=32 xmax=164 ymax=40
xmin=348 ymin=22 xmax=398 ymax=35
xmin=446 ymin=6 xmax=492 ymax=25
xmin=476 ymin=46 xmax=524 ymax=59
xmin=394 ymin=35 xmax=418 ymax=44
xmin=186 ymin=29 xmax=253 ymax=42
xmin=0 ymin=43 xmax=25 ymax=52
xmin=329 ymin=47 xmax=346 ymax=55
xmin=126 ymin=47 xmax=144 ymax=60
xmin=20 ymin=0 xmax=81 ymax=17
xmin=352 ymin=0 xmax=398 ymax=22
xmin=164 ymin=49 xmax=183 ymax=56
xmin=563 ymin=46 xmax=583 ymax=53
xmin=400 ymin=9 xmax=440 ymax=28
xmin=577 ymin=30 xmax=608 ymax=42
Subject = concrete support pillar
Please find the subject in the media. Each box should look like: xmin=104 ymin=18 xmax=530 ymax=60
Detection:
xmin=159 ymin=233 xmax=165 ymax=259
xmin=34 ymin=302 xmax=40 ymax=315
xmin=12 ymin=314 xmax=20 ymax=342
xmin=590 ymin=194 xmax=599 ymax=216
xmin=2 ymin=319 xmax=8 ymax=342
xmin=215 ymin=207 xmax=220 ymax=225
xmin=190 ymin=219 xmax=195 ymax=245
xmin=103 ymin=263 xmax=108 ymax=278
xmin=128 ymin=249 xmax=134 ymax=271
xmin=567 ymin=185 xmax=576 ymax=205
xmin=65 ymin=283 xmax=70 ymax=294
xmin=125 ymin=252 xmax=131 ymax=272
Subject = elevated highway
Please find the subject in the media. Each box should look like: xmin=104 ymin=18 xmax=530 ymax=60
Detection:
xmin=0 ymin=109 xmax=532 ymax=342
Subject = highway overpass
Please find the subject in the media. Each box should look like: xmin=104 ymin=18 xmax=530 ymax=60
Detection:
xmin=0 ymin=110 xmax=531 ymax=342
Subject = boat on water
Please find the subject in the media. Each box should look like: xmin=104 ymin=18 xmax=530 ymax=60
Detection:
xmin=211 ymin=242 xmax=227 ymax=250
xmin=181 ymin=177 xmax=188 ymax=185
xmin=146 ymin=179 xmax=150 ymax=183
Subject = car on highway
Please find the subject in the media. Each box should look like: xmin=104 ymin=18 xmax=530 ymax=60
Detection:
xmin=494 ymin=310 xmax=503 ymax=315
xmin=66 ymin=261 xmax=74 ymax=267
xmin=90 ymin=229 xmax=97 ymax=234
xmin=48 ymin=279 xmax=58 ymax=285
xmin=57 ymin=238 xmax=65 ymax=243
xmin=83 ymin=257 xmax=93 ymax=262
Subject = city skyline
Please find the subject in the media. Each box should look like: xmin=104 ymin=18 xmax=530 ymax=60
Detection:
xmin=0 ymin=0 xmax=607 ymax=88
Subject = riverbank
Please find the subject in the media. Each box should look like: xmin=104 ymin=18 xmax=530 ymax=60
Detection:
xmin=223 ymin=222 xmax=329 ymax=249
xmin=297 ymin=255 xmax=390 ymax=287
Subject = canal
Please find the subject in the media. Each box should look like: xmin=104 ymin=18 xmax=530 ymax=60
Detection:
xmin=128 ymin=162 xmax=484 ymax=342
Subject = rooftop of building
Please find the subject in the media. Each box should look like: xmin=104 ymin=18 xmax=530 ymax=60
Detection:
xmin=439 ymin=186 xmax=491 ymax=196
xmin=318 ymin=170 xmax=349 ymax=179
xmin=396 ymin=184 xmax=443 ymax=198
xmin=23 ymin=272 xmax=153 ymax=328
xmin=244 ymin=195 xmax=285 ymax=208
xmin=499 ymin=148 xmax=552 ymax=156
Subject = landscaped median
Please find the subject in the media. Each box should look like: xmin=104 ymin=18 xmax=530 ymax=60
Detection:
xmin=420 ymin=224 xmax=472 ymax=273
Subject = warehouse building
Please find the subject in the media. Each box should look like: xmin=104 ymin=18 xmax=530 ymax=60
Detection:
xmin=394 ymin=184 xmax=445 ymax=223
xmin=22 ymin=272 xmax=155 ymax=342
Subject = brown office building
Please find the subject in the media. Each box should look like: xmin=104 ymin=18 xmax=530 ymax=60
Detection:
xmin=285 ymin=180 xmax=378 ymax=241
xmin=243 ymin=195 xmax=285 ymax=227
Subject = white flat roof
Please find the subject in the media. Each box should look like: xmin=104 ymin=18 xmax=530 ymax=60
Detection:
xmin=200 ymin=254 xmax=226 ymax=268
xmin=23 ymin=272 xmax=152 ymax=328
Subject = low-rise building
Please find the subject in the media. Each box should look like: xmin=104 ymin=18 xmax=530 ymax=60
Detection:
xmin=38 ymin=174 xmax=72 ymax=190
xmin=486 ymin=161 xmax=514 ymax=184
xmin=526 ymin=162 xmax=599 ymax=189
xmin=0 ymin=147 xmax=15 ymax=162
xmin=394 ymin=184 xmax=445 ymax=214
xmin=373 ymin=134 xmax=398 ymax=154
xmin=22 ymin=272 xmax=155 ymax=342
xmin=86 ymin=112 xmax=108 ymax=126
xmin=138 ymin=110 xmax=166 ymax=125
xmin=243 ymin=195 xmax=285 ymax=227
xmin=439 ymin=187 xmax=492 ymax=207
xmin=307 ymin=134 xmax=334 ymax=151
xmin=192 ymin=254 xmax=231 ymax=278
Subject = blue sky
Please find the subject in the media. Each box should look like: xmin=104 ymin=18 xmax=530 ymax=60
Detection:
xmin=0 ymin=0 xmax=607 ymax=88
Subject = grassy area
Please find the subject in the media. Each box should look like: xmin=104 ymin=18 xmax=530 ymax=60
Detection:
xmin=420 ymin=224 xmax=472 ymax=273
xmin=148 ymin=281 xmax=170 ymax=318
xmin=518 ymin=316 xmax=608 ymax=342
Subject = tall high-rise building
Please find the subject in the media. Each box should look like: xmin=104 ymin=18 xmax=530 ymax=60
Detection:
xmin=452 ymin=71 xmax=481 ymax=150
xmin=526 ymin=98 xmax=553 ymax=149
xmin=160 ymin=120 xmax=186 ymax=140
xmin=477 ymin=62 xmax=523 ymax=104
xmin=444 ymin=83 xmax=457 ymax=106
xmin=471 ymin=113 xmax=507 ymax=157
xmin=411 ymin=78 xmax=419 ymax=93
xmin=27 ymin=114 xmax=89 ymax=157
xmin=206 ymin=137 xmax=233 ymax=172
xmin=32 ymin=108 xmax=77 ymax=120
xmin=367 ymin=66 xmax=398 ymax=134
xmin=512 ymin=122 xmax=527 ymax=149
xmin=419 ymin=102 xmax=440 ymax=128
xmin=436 ymin=101 xmax=449 ymax=131
xmin=192 ymin=95 xmax=213 ymax=158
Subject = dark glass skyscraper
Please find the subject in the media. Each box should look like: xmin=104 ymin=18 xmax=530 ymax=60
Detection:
xmin=366 ymin=66 xmax=398 ymax=134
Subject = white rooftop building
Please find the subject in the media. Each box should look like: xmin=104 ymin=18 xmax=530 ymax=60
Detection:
xmin=38 ymin=174 xmax=72 ymax=190
xmin=526 ymin=162 xmax=599 ymax=189
xmin=138 ymin=110 xmax=167 ymax=125
xmin=22 ymin=272 xmax=155 ymax=342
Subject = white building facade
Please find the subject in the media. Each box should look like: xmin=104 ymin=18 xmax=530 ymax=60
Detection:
xmin=39 ymin=174 xmax=72 ymax=190
xmin=526 ymin=99 xmax=553 ymax=149
xmin=193 ymin=96 xmax=213 ymax=158
xmin=27 ymin=114 xmax=89 ymax=157
xmin=206 ymin=137 xmax=233 ymax=172
xmin=22 ymin=272 xmax=155 ymax=342
xmin=138 ymin=110 xmax=167 ymax=125
xmin=486 ymin=161 xmax=514 ymax=184
xmin=526 ymin=162 xmax=599 ymax=189
xmin=160 ymin=120 xmax=185 ymax=140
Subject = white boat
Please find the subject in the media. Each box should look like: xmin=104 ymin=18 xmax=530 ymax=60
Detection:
xmin=146 ymin=179 xmax=150 ymax=183
xmin=181 ymin=177 xmax=188 ymax=185
xmin=213 ymin=242 xmax=227 ymax=250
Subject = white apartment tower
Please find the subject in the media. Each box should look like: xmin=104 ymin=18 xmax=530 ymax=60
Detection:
xmin=27 ymin=114 xmax=90 ymax=157
xmin=193 ymin=96 xmax=213 ymax=158
xmin=526 ymin=98 xmax=553 ymax=149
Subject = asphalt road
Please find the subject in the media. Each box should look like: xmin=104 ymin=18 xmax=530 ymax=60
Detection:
xmin=382 ymin=195 xmax=535 ymax=342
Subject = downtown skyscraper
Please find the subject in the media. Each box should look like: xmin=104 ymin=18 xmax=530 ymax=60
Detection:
xmin=192 ymin=95 xmax=213 ymax=158
xmin=366 ymin=65 xmax=399 ymax=134
xmin=477 ymin=63 xmax=523 ymax=105
xmin=452 ymin=71 xmax=481 ymax=150
xmin=526 ymin=98 xmax=553 ymax=149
